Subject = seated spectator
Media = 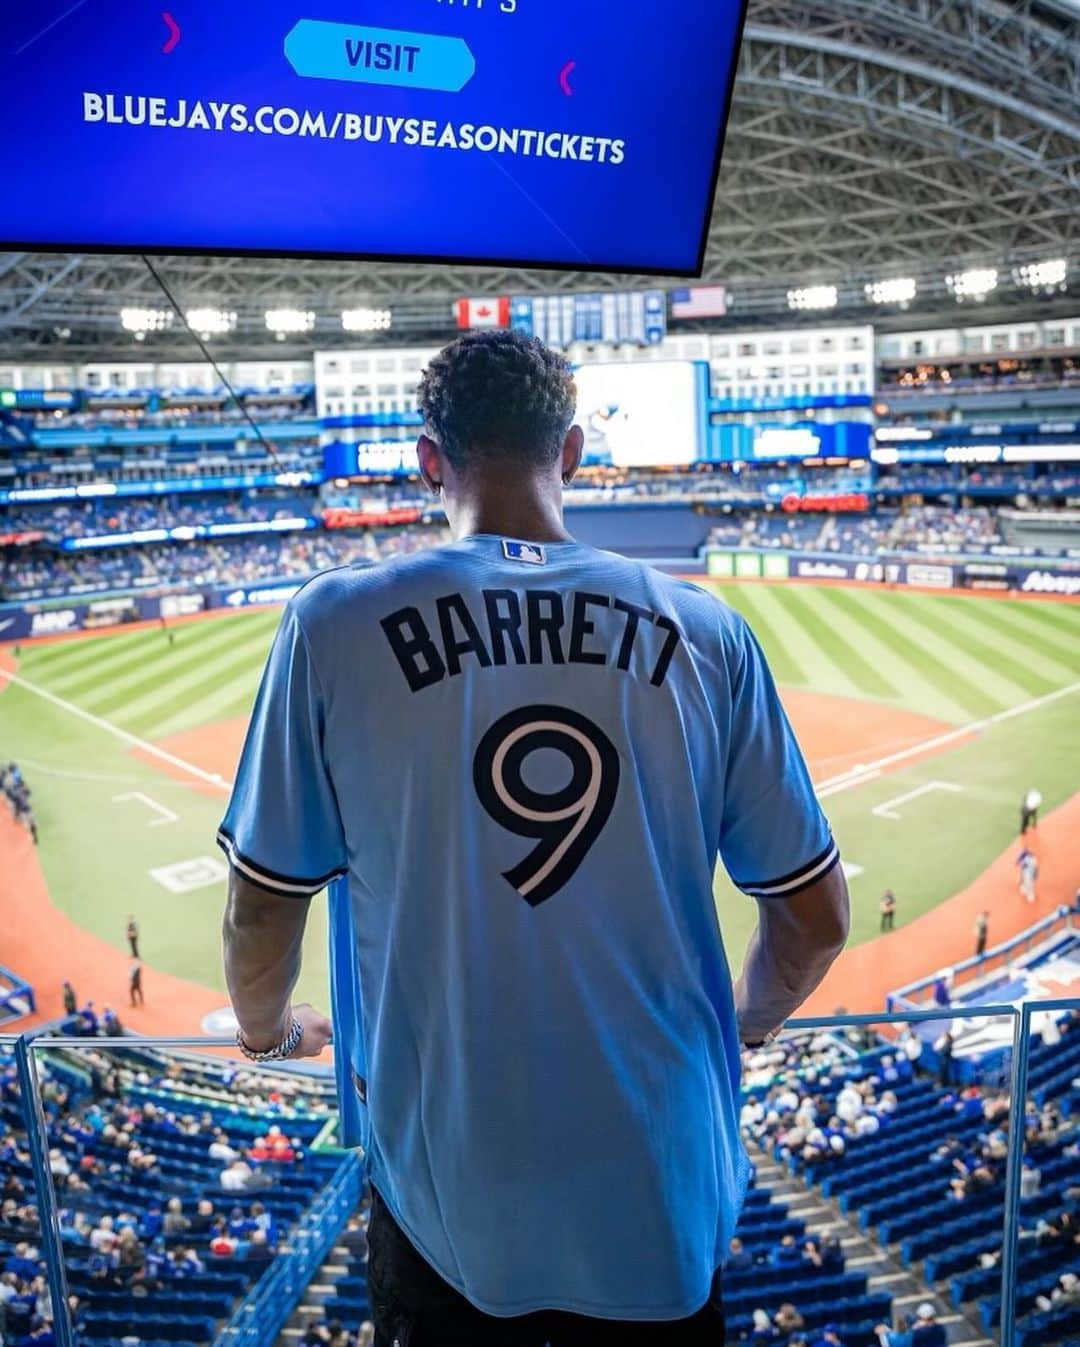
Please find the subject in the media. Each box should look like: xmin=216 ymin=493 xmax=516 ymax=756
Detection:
xmin=209 ymin=1231 xmax=239 ymax=1258
xmin=875 ymin=1304 xmax=946 ymax=1347
xmin=1034 ymin=1270 xmax=1080 ymax=1313
xmin=162 ymin=1195 xmax=190 ymax=1235
xmin=247 ymin=1229 xmax=275 ymax=1262
xmin=749 ymin=1307 xmax=779 ymax=1341
xmin=170 ymin=1245 xmax=205 ymax=1277
xmin=188 ymin=1197 xmax=217 ymax=1234
xmin=810 ymin=1326 xmax=843 ymax=1347
xmin=208 ymin=1126 xmax=241 ymax=1163
xmin=771 ymin=1233 xmax=803 ymax=1267
xmin=3 ymin=1243 xmax=40 ymax=1282
xmin=775 ymin=1302 xmax=806 ymax=1332
xmin=221 ymin=1158 xmax=259 ymax=1191
xmin=726 ymin=1235 xmax=754 ymax=1271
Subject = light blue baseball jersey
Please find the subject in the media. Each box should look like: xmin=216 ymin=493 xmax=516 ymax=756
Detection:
xmin=219 ymin=535 xmax=837 ymax=1319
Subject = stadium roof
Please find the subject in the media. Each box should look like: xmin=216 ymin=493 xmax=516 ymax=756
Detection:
xmin=0 ymin=0 xmax=1077 ymax=359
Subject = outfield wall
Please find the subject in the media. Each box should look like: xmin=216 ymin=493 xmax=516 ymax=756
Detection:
xmin=1 ymin=548 xmax=1079 ymax=641
xmin=705 ymin=548 xmax=1080 ymax=597
xmin=0 ymin=577 xmax=314 ymax=640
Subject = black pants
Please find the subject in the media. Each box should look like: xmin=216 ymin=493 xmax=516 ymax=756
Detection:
xmin=881 ymin=911 xmax=894 ymax=932
xmin=366 ymin=1188 xmax=726 ymax=1346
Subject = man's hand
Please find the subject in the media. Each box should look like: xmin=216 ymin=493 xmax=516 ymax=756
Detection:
xmin=237 ymin=1002 xmax=333 ymax=1058
xmin=289 ymin=1003 xmax=333 ymax=1058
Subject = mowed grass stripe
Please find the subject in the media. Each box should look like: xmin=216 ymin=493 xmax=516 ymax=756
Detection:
xmin=811 ymin=588 xmax=975 ymax=722
xmin=875 ymin=593 xmax=1032 ymax=710
xmin=712 ymin=584 xmax=810 ymax=687
xmin=749 ymin=586 xmax=864 ymax=698
xmin=148 ymin=663 xmax=264 ymax=740
xmin=19 ymin=610 xmax=277 ymax=683
xmin=780 ymin=585 xmax=900 ymax=699
xmin=890 ymin=593 xmax=1059 ymax=700
xmin=45 ymin=618 xmax=255 ymax=701
xmin=705 ymin=582 xmax=805 ymax=686
xmin=19 ymin=624 xmax=169 ymax=677
xmin=968 ymin=600 xmax=1080 ymax=674
xmin=932 ymin=598 xmax=1079 ymax=688
xmin=1004 ymin=597 xmax=1080 ymax=640
xmin=830 ymin=588 xmax=1003 ymax=719
xmin=107 ymin=631 xmax=278 ymax=734
xmin=71 ymin=618 xmax=269 ymax=712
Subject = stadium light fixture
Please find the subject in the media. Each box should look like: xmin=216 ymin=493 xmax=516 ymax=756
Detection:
xmin=1014 ymin=258 xmax=1067 ymax=292
xmin=265 ymin=308 xmax=316 ymax=339
xmin=786 ymin=285 xmax=838 ymax=312
xmin=186 ymin=307 xmax=237 ymax=339
xmin=864 ymin=277 xmax=916 ymax=307
xmin=946 ymin=268 xmax=998 ymax=301
xmin=342 ymin=307 xmax=393 ymax=333
xmin=120 ymin=307 xmax=173 ymax=341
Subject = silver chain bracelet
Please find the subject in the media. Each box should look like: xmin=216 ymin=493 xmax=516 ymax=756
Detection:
xmin=236 ymin=1015 xmax=304 ymax=1062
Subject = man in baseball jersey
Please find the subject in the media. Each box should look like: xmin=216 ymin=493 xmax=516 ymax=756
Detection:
xmin=220 ymin=331 xmax=850 ymax=1345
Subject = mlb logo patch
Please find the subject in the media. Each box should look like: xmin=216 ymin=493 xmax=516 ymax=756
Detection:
xmin=503 ymin=539 xmax=547 ymax=565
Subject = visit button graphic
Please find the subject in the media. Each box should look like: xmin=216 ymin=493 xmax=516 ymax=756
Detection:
xmin=284 ymin=19 xmax=476 ymax=92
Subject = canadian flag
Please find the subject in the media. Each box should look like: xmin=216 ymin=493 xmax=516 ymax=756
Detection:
xmin=455 ymin=297 xmax=510 ymax=329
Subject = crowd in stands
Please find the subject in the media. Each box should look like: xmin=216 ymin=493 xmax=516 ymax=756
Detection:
xmin=0 ymin=763 xmax=36 ymax=845
xmin=5 ymin=443 xmax=320 ymax=490
xmin=0 ymin=1006 xmax=1077 ymax=1344
xmin=2 ymin=493 xmax=318 ymax=541
xmin=879 ymin=354 xmax=1080 ymax=396
xmin=740 ymin=1008 xmax=1080 ymax=1347
xmin=0 ymin=526 xmax=452 ymax=601
xmin=23 ymin=396 xmax=315 ymax=432
xmin=708 ymin=505 xmax=1026 ymax=558
xmin=874 ymin=467 xmax=1080 ymax=497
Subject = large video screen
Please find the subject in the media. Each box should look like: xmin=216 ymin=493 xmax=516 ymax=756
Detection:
xmin=1 ymin=1 xmax=747 ymax=274
xmin=575 ymin=361 xmax=708 ymax=467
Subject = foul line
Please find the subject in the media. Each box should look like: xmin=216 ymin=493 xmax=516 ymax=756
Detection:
xmin=817 ymin=681 xmax=1080 ymax=801
xmin=0 ymin=666 xmax=232 ymax=793
xmin=3 ymin=667 xmax=1077 ymax=808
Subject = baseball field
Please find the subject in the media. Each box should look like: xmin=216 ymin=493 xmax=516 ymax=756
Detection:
xmin=1 ymin=580 xmax=1077 ymax=1031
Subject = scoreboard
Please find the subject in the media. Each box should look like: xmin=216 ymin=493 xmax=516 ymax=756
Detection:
xmin=511 ymin=292 xmax=667 ymax=347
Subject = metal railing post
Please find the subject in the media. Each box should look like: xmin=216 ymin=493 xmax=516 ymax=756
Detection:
xmin=14 ymin=1035 xmax=75 ymax=1347
xmin=998 ymin=1002 xmax=1033 ymax=1347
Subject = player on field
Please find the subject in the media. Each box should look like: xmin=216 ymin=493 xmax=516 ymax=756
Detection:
xmin=1020 ymin=786 xmax=1042 ymax=834
xmin=219 ymin=331 xmax=850 ymax=1346
xmin=1016 ymin=847 xmax=1039 ymax=904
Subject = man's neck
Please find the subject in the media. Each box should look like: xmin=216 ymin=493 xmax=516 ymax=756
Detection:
xmin=449 ymin=488 xmax=574 ymax=545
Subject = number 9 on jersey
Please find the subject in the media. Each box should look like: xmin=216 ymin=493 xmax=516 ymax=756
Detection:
xmin=473 ymin=704 xmax=621 ymax=907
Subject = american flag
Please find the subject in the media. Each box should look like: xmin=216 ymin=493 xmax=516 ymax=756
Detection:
xmin=669 ymin=285 xmax=727 ymax=320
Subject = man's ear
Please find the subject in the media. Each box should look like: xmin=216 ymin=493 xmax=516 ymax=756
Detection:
xmin=416 ymin=435 xmax=443 ymax=495
xmin=560 ymin=424 xmax=584 ymax=484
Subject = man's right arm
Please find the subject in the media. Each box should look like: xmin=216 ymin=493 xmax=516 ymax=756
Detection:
xmin=735 ymin=864 xmax=850 ymax=1044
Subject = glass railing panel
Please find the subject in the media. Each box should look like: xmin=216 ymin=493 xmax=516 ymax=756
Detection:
xmin=7 ymin=1000 xmax=1080 ymax=1347
xmin=17 ymin=1037 xmax=367 ymax=1347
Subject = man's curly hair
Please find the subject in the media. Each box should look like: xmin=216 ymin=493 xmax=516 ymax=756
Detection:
xmin=417 ymin=330 xmax=577 ymax=473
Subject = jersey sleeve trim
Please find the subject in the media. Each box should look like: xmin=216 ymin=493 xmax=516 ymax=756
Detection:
xmin=216 ymin=827 xmax=346 ymax=898
xmin=736 ymin=837 xmax=840 ymax=900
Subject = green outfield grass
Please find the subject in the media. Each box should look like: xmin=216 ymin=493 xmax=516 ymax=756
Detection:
xmin=1 ymin=585 xmax=1077 ymax=1007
